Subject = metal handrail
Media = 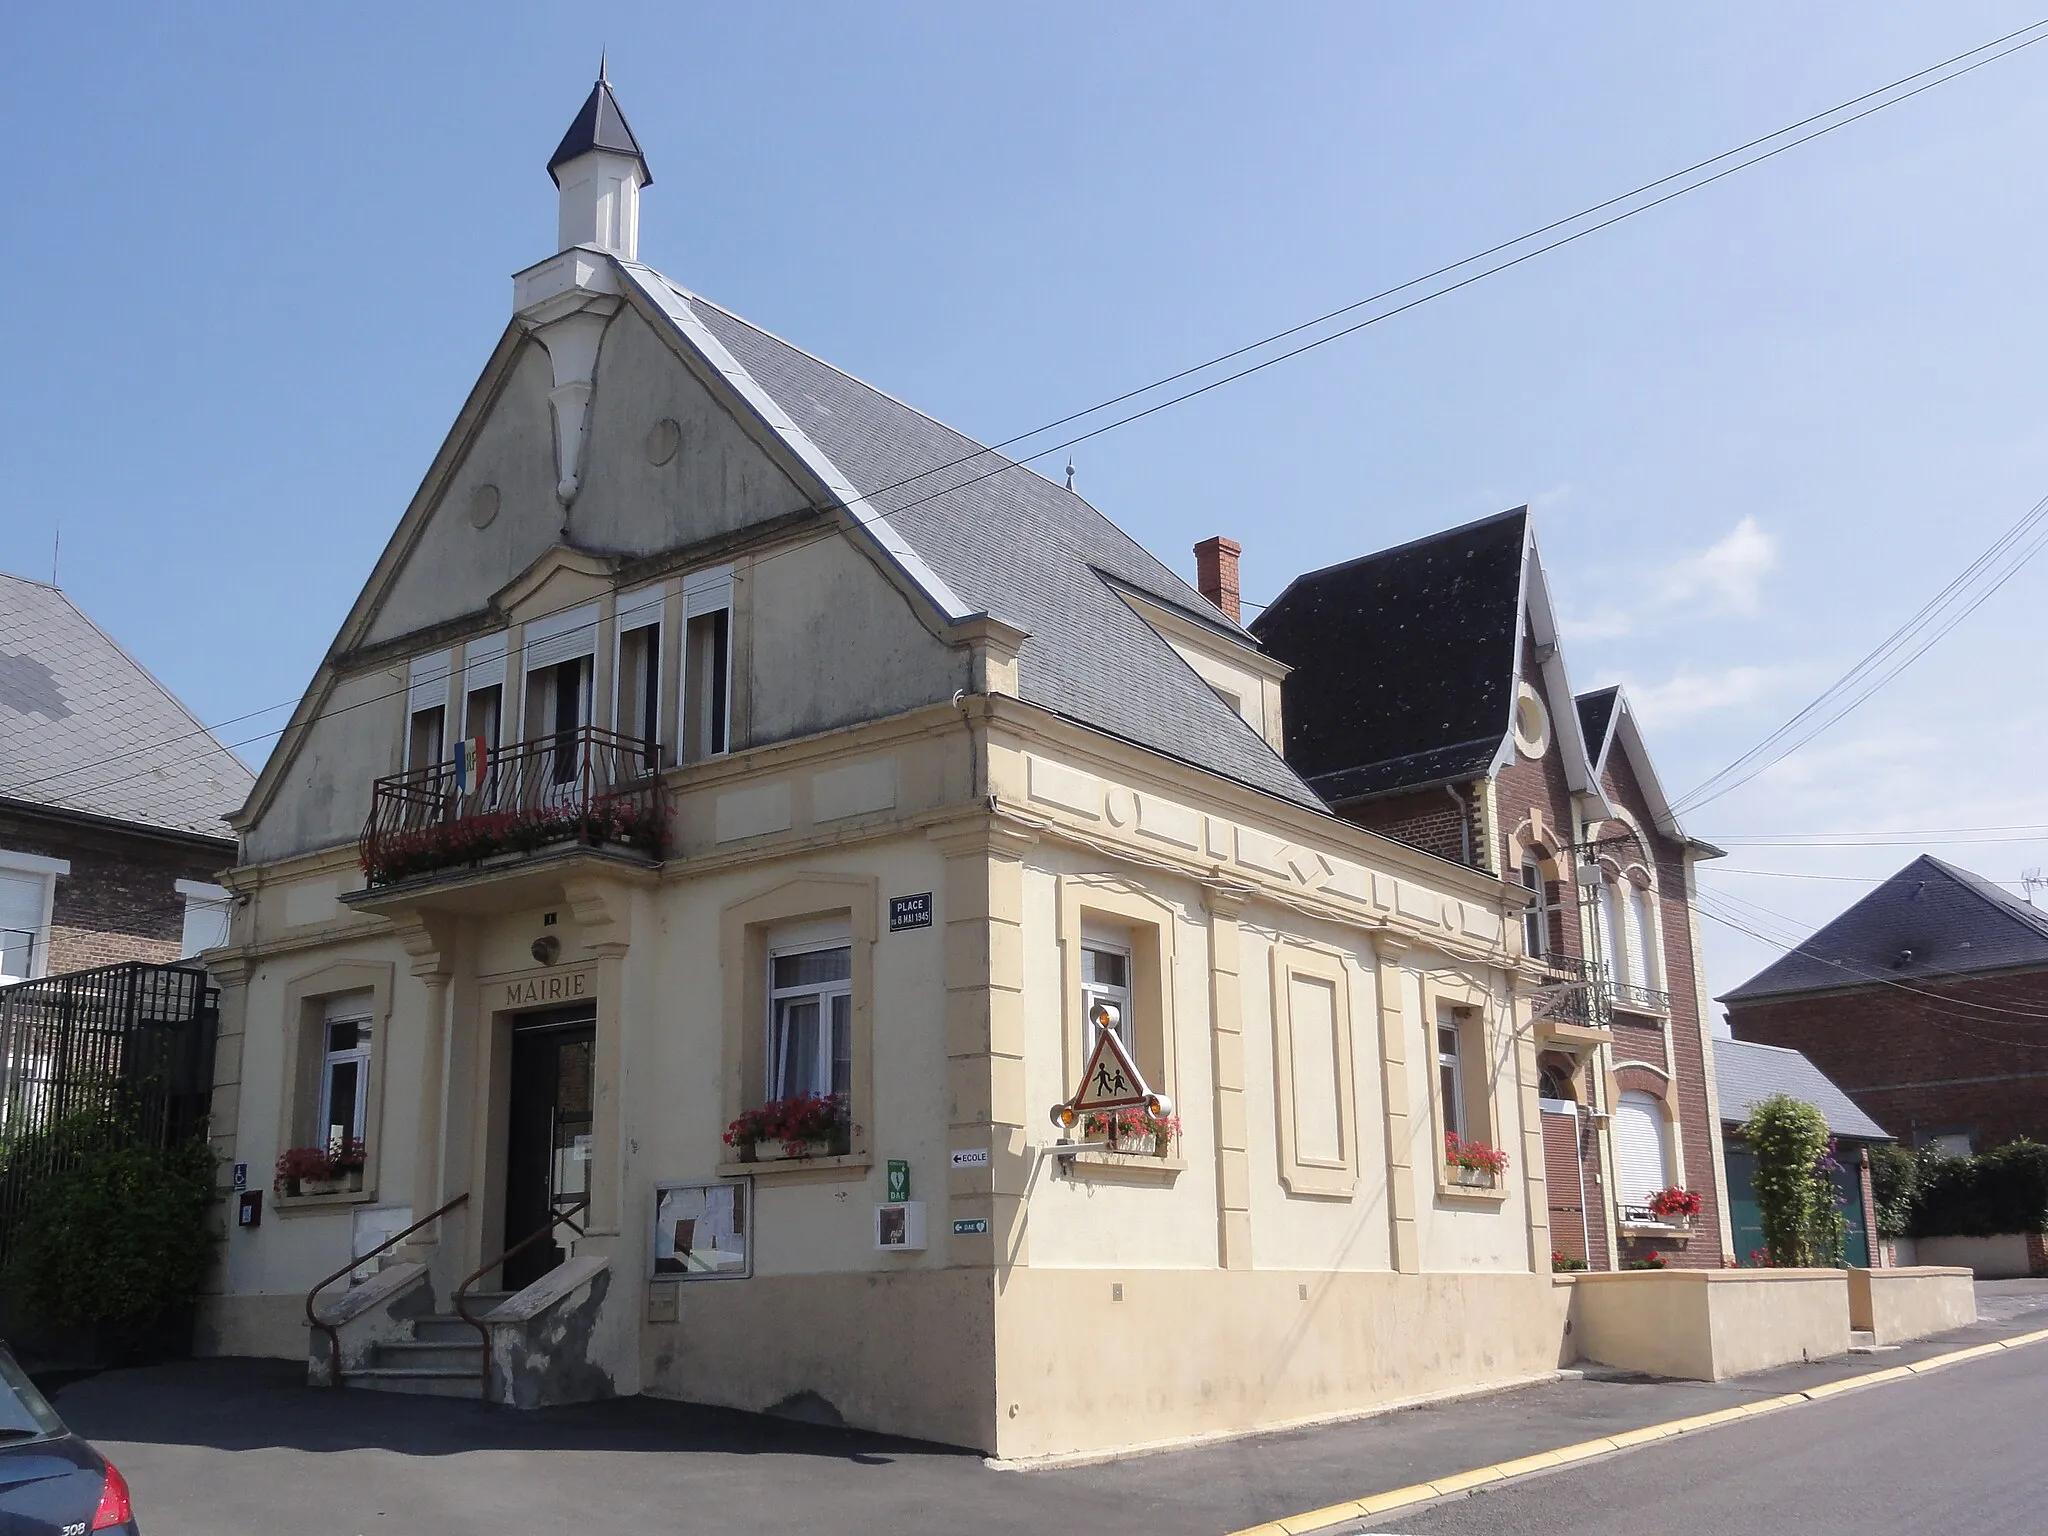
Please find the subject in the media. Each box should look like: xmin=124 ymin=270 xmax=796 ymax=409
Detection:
xmin=304 ymin=1191 xmax=469 ymax=1390
xmin=453 ymin=1198 xmax=590 ymax=1394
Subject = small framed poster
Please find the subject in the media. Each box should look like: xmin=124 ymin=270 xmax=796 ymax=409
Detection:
xmin=651 ymin=1178 xmax=752 ymax=1281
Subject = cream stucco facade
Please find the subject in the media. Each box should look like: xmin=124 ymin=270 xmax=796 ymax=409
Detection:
xmin=201 ymin=75 xmax=1591 ymax=1460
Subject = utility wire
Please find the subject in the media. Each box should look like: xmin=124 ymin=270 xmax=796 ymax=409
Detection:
xmin=1674 ymin=490 xmax=2048 ymax=814
xmin=11 ymin=18 xmax=2048 ymax=816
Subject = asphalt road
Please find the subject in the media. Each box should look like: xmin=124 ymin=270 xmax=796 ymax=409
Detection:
xmin=44 ymin=1282 xmax=2048 ymax=1536
xmin=1366 ymin=1340 xmax=2048 ymax=1536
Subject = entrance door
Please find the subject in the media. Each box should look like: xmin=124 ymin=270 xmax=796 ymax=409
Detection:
xmin=503 ymin=1008 xmax=596 ymax=1292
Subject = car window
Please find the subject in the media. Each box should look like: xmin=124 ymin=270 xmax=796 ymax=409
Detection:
xmin=0 ymin=1349 xmax=65 ymax=1438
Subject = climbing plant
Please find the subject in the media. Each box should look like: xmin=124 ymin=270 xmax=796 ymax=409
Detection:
xmin=1741 ymin=1093 xmax=1837 ymax=1268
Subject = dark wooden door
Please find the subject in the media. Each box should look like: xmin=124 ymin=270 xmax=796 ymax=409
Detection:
xmin=503 ymin=1014 xmax=596 ymax=1291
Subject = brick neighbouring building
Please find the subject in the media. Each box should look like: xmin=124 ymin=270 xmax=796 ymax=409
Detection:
xmin=0 ymin=573 xmax=254 ymax=981
xmin=1723 ymin=854 xmax=2048 ymax=1155
xmin=1246 ymin=508 xmax=1733 ymax=1270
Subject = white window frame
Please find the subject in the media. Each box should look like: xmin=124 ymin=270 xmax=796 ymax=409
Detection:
xmin=681 ymin=565 xmax=734 ymax=761
xmin=613 ymin=585 xmax=665 ymax=767
xmin=175 ymin=879 xmax=232 ymax=961
xmin=1436 ymin=1020 xmax=1466 ymax=1140
xmin=1614 ymin=1089 xmax=1673 ymax=1210
xmin=519 ymin=604 xmax=600 ymax=742
xmin=405 ymin=651 xmax=454 ymax=771
xmin=318 ymin=995 xmax=374 ymax=1155
xmin=765 ymin=928 xmax=852 ymax=1103
xmin=1519 ymin=856 xmax=1549 ymax=960
xmin=462 ymin=633 xmax=511 ymax=750
xmin=0 ymin=850 xmax=67 ymax=984
xmin=1080 ymin=940 xmax=1134 ymax=1056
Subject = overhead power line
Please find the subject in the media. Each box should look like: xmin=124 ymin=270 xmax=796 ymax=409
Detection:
xmin=8 ymin=18 xmax=2048 ymax=817
xmin=1673 ymin=489 xmax=2048 ymax=815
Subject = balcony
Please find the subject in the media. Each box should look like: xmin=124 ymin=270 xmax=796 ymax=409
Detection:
xmin=360 ymin=727 xmax=668 ymax=889
xmin=1531 ymin=955 xmax=1672 ymax=1031
xmin=1607 ymin=979 xmax=1673 ymax=1020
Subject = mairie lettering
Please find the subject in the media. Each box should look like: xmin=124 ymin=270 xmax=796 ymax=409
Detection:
xmin=503 ymin=970 xmax=590 ymax=1008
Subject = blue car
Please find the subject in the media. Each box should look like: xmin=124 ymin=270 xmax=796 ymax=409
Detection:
xmin=0 ymin=1343 xmax=138 ymax=1535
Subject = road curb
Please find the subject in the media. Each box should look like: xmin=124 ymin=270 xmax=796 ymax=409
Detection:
xmin=1228 ymin=1325 xmax=2048 ymax=1536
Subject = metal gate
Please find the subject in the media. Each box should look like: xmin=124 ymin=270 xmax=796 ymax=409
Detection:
xmin=0 ymin=962 xmax=218 ymax=1268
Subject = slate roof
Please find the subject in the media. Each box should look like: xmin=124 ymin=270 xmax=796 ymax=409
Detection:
xmin=1722 ymin=855 xmax=2048 ymax=1003
xmin=1248 ymin=508 xmax=1528 ymax=804
xmin=641 ymin=278 xmax=1322 ymax=810
xmin=1577 ymin=686 xmax=1620 ymax=769
xmin=1714 ymin=1037 xmax=1891 ymax=1140
xmin=0 ymin=574 xmax=252 ymax=841
xmin=547 ymin=71 xmax=651 ymax=187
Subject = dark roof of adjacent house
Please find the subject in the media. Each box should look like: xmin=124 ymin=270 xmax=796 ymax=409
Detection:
xmin=1247 ymin=508 xmax=1528 ymax=804
xmin=548 ymin=72 xmax=652 ymax=187
xmin=1722 ymin=855 xmax=2048 ymax=1004
xmin=664 ymin=283 xmax=1323 ymax=810
xmin=1577 ymin=686 xmax=1620 ymax=769
xmin=0 ymin=574 xmax=253 ymax=841
xmin=1714 ymin=1037 xmax=1891 ymax=1140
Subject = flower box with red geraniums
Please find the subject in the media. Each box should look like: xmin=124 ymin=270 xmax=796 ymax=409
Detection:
xmin=275 ymin=1140 xmax=366 ymax=1197
xmin=1082 ymin=1106 xmax=1181 ymax=1158
xmin=1647 ymin=1186 xmax=1703 ymax=1224
xmin=724 ymin=1093 xmax=850 ymax=1162
xmin=1444 ymin=1132 xmax=1510 ymax=1187
xmin=362 ymin=798 xmax=668 ymax=887
xmin=1623 ymin=1249 xmax=1669 ymax=1271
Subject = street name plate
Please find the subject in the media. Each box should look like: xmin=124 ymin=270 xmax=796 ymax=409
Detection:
xmin=888 ymin=892 xmax=933 ymax=931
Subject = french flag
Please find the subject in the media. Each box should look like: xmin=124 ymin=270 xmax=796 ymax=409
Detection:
xmin=453 ymin=736 xmax=490 ymax=795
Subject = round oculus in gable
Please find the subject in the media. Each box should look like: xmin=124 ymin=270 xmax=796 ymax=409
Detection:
xmin=467 ymin=484 xmax=501 ymax=529
xmin=646 ymin=418 xmax=682 ymax=466
xmin=1512 ymin=682 xmax=1551 ymax=760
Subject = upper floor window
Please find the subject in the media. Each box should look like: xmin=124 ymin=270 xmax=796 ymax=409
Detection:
xmin=615 ymin=586 xmax=664 ymax=769
xmin=1519 ymin=856 xmax=1549 ymax=960
xmin=177 ymin=880 xmax=232 ymax=960
xmin=319 ymin=994 xmax=374 ymax=1156
xmin=682 ymin=566 xmax=734 ymax=760
xmin=463 ymin=633 xmax=509 ymax=754
xmin=405 ymin=652 xmax=452 ymax=771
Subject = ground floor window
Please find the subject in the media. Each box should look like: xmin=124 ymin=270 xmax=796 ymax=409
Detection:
xmin=1081 ymin=942 xmax=1133 ymax=1056
xmin=1613 ymin=1088 xmax=1672 ymax=1211
xmin=319 ymin=994 xmax=373 ymax=1155
xmin=767 ymin=943 xmax=851 ymax=1101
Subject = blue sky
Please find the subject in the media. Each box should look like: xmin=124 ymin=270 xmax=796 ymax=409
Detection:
xmin=7 ymin=3 xmax=2048 ymax=1005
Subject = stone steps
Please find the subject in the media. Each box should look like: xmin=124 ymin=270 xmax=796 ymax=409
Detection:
xmin=341 ymin=1294 xmax=513 ymax=1399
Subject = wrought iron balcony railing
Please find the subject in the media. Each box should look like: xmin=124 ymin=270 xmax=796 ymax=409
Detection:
xmin=1530 ymin=955 xmax=1671 ymax=1028
xmin=360 ymin=726 xmax=667 ymax=888
xmin=1607 ymin=979 xmax=1674 ymax=1018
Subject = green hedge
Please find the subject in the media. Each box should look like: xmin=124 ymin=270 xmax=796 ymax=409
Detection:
xmin=1910 ymin=1139 xmax=2048 ymax=1238
xmin=1 ymin=1106 xmax=217 ymax=1339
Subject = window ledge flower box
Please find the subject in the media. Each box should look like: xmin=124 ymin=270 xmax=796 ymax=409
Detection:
xmin=739 ymin=1138 xmax=838 ymax=1165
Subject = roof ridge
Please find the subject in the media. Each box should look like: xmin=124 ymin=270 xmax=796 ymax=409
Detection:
xmin=1277 ymin=504 xmax=1529 ymax=590
xmin=1917 ymin=853 xmax=2048 ymax=939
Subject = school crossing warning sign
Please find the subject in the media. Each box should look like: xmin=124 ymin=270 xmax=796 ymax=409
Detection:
xmin=1071 ymin=1030 xmax=1151 ymax=1113
xmin=1049 ymin=1027 xmax=1172 ymax=1131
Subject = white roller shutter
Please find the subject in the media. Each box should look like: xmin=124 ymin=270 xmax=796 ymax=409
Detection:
xmin=1613 ymin=1090 xmax=1670 ymax=1206
xmin=407 ymin=651 xmax=453 ymax=715
xmin=522 ymin=604 xmax=599 ymax=672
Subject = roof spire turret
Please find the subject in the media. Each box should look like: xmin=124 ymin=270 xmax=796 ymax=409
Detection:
xmin=547 ymin=62 xmax=651 ymax=258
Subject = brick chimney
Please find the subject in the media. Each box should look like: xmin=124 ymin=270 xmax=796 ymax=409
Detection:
xmin=1194 ymin=536 xmax=1242 ymax=623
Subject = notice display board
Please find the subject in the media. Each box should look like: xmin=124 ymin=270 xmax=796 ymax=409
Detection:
xmin=651 ymin=1179 xmax=752 ymax=1280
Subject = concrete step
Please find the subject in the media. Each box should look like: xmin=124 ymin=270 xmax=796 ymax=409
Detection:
xmin=342 ymin=1366 xmax=483 ymax=1399
xmin=412 ymin=1316 xmax=487 ymax=1344
xmin=372 ymin=1340 xmax=482 ymax=1369
xmin=1849 ymin=1330 xmax=1877 ymax=1349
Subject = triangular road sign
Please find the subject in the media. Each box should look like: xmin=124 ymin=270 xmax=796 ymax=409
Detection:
xmin=1070 ymin=1028 xmax=1153 ymax=1114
